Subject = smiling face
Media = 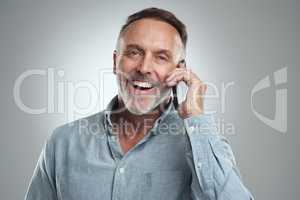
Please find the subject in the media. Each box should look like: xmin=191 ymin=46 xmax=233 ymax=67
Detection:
xmin=113 ymin=18 xmax=185 ymax=115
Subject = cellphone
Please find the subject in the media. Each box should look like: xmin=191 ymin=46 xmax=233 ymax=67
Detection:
xmin=172 ymin=60 xmax=186 ymax=110
xmin=172 ymin=86 xmax=179 ymax=110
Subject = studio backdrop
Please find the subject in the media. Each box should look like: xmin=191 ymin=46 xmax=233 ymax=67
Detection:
xmin=0 ymin=0 xmax=299 ymax=199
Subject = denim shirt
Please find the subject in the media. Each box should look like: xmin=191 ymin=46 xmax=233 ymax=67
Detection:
xmin=25 ymin=95 xmax=254 ymax=200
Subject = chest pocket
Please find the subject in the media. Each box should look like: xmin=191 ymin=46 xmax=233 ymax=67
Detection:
xmin=140 ymin=170 xmax=187 ymax=200
xmin=57 ymin=170 xmax=114 ymax=200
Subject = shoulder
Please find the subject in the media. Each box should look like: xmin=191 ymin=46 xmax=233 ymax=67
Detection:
xmin=47 ymin=111 xmax=106 ymax=148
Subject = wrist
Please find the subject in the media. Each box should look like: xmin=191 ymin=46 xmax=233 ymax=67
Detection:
xmin=178 ymin=107 xmax=204 ymax=119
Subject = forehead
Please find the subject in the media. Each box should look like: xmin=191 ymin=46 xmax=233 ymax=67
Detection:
xmin=120 ymin=18 xmax=183 ymax=52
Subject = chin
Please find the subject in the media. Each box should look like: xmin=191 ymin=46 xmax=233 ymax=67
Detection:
xmin=117 ymin=77 xmax=172 ymax=115
xmin=124 ymin=96 xmax=158 ymax=115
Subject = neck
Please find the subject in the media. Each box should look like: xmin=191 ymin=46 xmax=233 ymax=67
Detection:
xmin=110 ymin=96 xmax=171 ymax=153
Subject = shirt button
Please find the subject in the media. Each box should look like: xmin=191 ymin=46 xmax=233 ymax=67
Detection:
xmin=197 ymin=162 xmax=202 ymax=169
xmin=111 ymin=136 xmax=116 ymax=141
xmin=190 ymin=127 xmax=195 ymax=132
xmin=119 ymin=167 xmax=125 ymax=174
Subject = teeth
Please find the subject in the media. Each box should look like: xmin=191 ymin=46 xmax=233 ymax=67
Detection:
xmin=132 ymin=81 xmax=153 ymax=88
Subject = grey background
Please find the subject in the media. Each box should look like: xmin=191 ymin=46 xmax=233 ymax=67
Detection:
xmin=0 ymin=0 xmax=299 ymax=199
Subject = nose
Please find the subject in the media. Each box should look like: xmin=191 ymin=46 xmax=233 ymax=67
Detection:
xmin=137 ymin=53 xmax=153 ymax=74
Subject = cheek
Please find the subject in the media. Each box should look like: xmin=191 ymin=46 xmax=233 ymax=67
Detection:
xmin=118 ymin=57 xmax=139 ymax=72
xmin=155 ymin=67 xmax=175 ymax=82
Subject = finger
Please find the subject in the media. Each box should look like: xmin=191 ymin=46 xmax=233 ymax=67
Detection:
xmin=166 ymin=73 xmax=185 ymax=86
xmin=166 ymin=80 xmax=178 ymax=87
xmin=167 ymin=69 xmax=195 ymax=86
xmin=181 ymin=69 xmax=201 ymax=86
xmin=165 ymin=68 xmax=186 ymax=82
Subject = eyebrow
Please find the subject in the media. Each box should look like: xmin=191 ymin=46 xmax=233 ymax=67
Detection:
xmin=155 ymin=49 xmax=172 ymax=56
xmin=125 ymin=44 xmax=144 ymax=52
xmin=125 ymin=44 xmax=172 ymax=56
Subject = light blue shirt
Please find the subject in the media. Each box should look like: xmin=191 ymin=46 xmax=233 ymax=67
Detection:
xmin=25 ymin=95 xmax=254 ymax=200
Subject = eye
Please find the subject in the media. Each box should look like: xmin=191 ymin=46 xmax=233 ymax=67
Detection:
xmin=157 ymin=54 xmax=169 ymax=62
xmin=159 ymin=56 xmax=167 ymax=60
xmin=130 ymin=49 xmax=139 ymax=55
xmin=125 ymin=49 xmax=142 ymax=58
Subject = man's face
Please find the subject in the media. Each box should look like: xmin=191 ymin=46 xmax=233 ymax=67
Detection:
xmin=114 ymin=18 xmax=184 ymax=115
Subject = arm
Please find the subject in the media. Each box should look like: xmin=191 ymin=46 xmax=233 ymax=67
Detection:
xmin=165 ymin=63 xmax=254 ymax=199
xmin=184 ymin=113 xmax=254 ymax=200
xmin=25 ymin=137 xmax=58 ymax=200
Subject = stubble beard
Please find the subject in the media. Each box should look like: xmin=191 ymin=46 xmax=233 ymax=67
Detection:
xmin=116 ymin=75 xmax=171 ymax=115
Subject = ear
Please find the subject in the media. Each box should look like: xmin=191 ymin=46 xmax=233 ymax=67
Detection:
xmin=177 ymin=59 xmax=186 ymax=69
xmin=113 ymin=50 xmax=117 ymax=74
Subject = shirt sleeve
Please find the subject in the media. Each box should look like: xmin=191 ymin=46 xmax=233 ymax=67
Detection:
xmin=25 ymin=136 xmax=58 ymax=200
xmin=183 ymin=113 xmax=254 ymax=200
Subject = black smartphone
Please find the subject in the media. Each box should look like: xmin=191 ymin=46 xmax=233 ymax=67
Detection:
xmin=172 ymin=60 xmax=186 ymax=110
xmin=172 ymin=86 xmax=179 ymax=110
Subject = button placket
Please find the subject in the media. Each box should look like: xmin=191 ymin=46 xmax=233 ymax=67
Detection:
xmin=112 ymin=163 xmax=126 ymax=200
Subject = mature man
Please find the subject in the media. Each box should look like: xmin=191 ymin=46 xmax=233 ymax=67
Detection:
xmin=25 ymin=7 xmax=253 ymax=200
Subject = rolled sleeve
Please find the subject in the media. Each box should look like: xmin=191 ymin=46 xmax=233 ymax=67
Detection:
xmin=184 ymin=113 xmax=254 ymax=200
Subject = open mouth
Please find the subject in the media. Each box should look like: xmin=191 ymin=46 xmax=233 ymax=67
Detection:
xmin=131 ymin=80 xmax=155 ymax=90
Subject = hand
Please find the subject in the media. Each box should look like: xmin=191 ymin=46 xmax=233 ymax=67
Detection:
xmin=164 ymin=63 xmax=207 ymax=119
